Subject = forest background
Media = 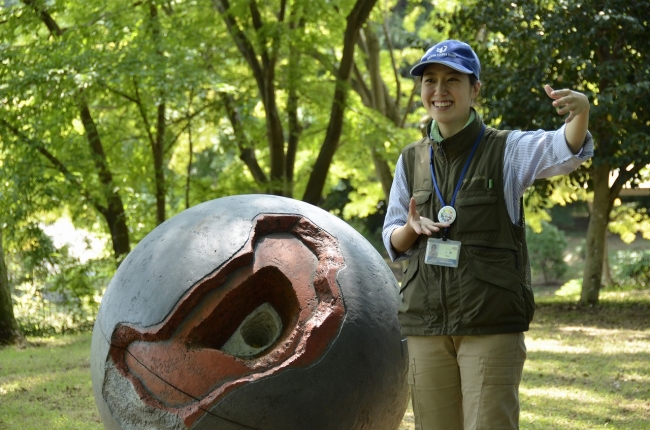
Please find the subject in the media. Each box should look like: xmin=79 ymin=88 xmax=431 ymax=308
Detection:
xmin=1 ymin=0 xmax=649 ymax=345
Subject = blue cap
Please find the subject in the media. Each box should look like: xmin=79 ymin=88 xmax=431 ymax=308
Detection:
xmin=410 ymin=40 xmax=481 ymax=80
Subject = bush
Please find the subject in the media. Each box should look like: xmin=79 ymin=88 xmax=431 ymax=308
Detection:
xmin=526 ymin=221 xmax=569 ymax=284
xmin=7 ymin=223 xmax=113 ymax=336
xmin=611 ymin=249 xmax=650 ymax=289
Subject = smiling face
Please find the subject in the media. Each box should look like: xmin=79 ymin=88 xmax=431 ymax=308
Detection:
xmin=420 ymin=63 xmax=480 ymax=138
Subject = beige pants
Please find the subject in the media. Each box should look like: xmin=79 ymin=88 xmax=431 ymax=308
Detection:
xmin=407 ymin=333 xmax=526 ymax=430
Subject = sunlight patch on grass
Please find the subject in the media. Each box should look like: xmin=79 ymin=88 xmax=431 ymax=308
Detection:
xmin=0 ymin=374 xmax=56 ymax=395
xmin=525 ymin=337 xmax=591 ymax=354
xmin=600 ymin=290 xmax=650 ymax=304
xmin=521 ymin=411 xmax=605 ymax=430
xmin=603 ymin=337 xmax=650 ymax=355
xmin=554 ymin=278 xmax=582 ymax=297
xmin=556 ymin=327 xmax=650 ymax=354
xmin=521 ymin=386 xmax=605 ymax=404
xmin=25 ymin=335 xmax=83 ymax=348
xmin=0 ymin=333 xmax=102 ymax=430
xmin=0 ymin=381 xmax=22 ymax=396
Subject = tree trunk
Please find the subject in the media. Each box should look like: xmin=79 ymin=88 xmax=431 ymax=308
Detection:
xmin=153 ymin=102 xmax=166 ymax=225
xmin=303 ymin=0 xmax=378 ymax=205
xmin=79 ymin=103 xmax=131 ymax=262
xmin=601 ymin=238 xmax=615 ymax=287
xmin=263 ymin=76 xmax=288 ymax=196
xmin=149 ymin=2 xmax=167 ymax=224
xmin=285 ymin=42 xmax=303 ymax=197
xmin=354 ymin=24 xmax=396 ymax=201
xmin=214 ymin=0 xmax=286 ymax=196
xmin=580 ymin=163 xmax=614 ymax=306
xmin=372 ymin=148 xmax=394 ymax=200
xmin=222 ymin=94 xmax=268 ymax=187
xmin=0 ymin=230 xmax=27 ymax=347
xmin=26 ymin=0 xmax=131 ymax=263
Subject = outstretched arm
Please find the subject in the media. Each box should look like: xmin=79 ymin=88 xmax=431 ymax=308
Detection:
xmin=544 ymin=85 xmax=590 ymax=154
xmin=390 ymin=198 xmax=449 ymax=253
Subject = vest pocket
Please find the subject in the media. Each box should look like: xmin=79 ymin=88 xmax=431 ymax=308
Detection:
xmin=398 ymin=256 xmax=434 ymax=322
xmin=455 ymin=189 xmax=498 ymax=233
xmin=412 ymin=190 xmax=432 ymax=215
xmin=399 ymin=255 xmax=420 ymax=295
xmin=460 ymin=247 xmax=526 ymax=327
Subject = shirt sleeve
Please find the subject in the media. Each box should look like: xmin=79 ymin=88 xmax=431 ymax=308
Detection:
xmin=382 ymin=154 xmax=412 ymax=262
xmin=503 ymin=125 xmax=594 ymax=223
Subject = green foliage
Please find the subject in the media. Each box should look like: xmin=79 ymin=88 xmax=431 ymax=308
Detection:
xmin=443 ymin=0 xmax=650 ymax=215
xmin=4 ymin=222 xmax=110 ymax=336
xmin=526 ymin=220 xmax=569 ymax=284
xmin=611 ymin=249 xmax=650 ymax=290
xmin=441 ymin=0 xmax=650 ymax=303
xmin=608 ymin=202 xmax=650 ymax=243
xmin=0 ymin=0 xmax=419 ymax=332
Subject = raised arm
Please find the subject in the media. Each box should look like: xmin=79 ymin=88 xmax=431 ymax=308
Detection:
xmin=544 ymin=85 xmax=590 ymax=154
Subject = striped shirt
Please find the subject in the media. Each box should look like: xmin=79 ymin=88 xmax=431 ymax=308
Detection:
xmin=382 ymin=124 xmax=594 ymax=261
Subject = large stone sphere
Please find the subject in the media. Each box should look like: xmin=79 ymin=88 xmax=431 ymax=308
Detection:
xmin=91 ymin=195 xmax=408 ymax=430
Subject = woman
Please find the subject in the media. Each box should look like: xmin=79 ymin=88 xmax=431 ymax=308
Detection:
xmin=382 ymin=40 xmax=593 ymax=430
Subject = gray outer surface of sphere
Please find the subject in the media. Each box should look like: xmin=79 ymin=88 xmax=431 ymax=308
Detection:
xmin=91 ymin=194 xmax=409 ymax=430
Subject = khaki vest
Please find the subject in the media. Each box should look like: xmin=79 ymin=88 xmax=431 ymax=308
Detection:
xmin=399 ymin=114 xmax=534 ymax=336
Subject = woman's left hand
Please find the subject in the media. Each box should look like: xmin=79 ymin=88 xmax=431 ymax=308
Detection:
xmin=544 ymin=85 xmax=590 ymax=123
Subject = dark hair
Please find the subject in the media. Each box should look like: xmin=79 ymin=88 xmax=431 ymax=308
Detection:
xmin=469 ymin=75 xmax=482 ymax=109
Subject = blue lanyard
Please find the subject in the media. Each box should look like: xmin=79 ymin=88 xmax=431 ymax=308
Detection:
xmin=429 ymin=125 xmax=486 ymax=210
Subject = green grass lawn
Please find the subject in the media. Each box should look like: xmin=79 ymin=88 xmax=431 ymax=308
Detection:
xmin=0 ymin=335 xmax=102 ymax=430
xmin=2 ymin=290 xmax=649 ymax=430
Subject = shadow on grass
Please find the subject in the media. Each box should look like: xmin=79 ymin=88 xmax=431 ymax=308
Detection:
xmin=520 ymin=291 xmax=650 ymax=429
xmin=533 ymin=298 xmax=650 ymax=330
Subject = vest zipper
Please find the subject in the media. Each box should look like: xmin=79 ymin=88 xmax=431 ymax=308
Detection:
xmin=440 ymin=270 xmax=448 ymax=333
xmin=436 ymin=142 xmax=447 ymax=161
xmin=439 ymin=143 xmax=450 ymax=333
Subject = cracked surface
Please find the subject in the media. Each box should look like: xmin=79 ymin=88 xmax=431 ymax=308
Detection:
xmin=105 ymin=214 xmax=346 ymax=427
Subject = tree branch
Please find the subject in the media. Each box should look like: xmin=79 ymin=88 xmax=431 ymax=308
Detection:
xmin=99 ymin=81 xmax=139 ymax=103
xmin=303 ymin=0 xmax=379 ymax=204
xmin=610 ymin=163 xmax=645 ymax=202
xmin=185 ymin=90 xmax=193 ymax=209
xmin=168 ymin=99 xmax=220 ymax=128
xmin=22 ymin=0 xmax=65 ymax=36
xmin=132 ymin=78 xmax=156 ymax=147
xmin=214 ymin=0 xmax=266 ymax=95
xmin=22 ymin=0 xmax=131 ymax=259
xmin=351 ymin=62 xmax=372 ymax=106
xmin=400 ymin=84 xmax=418 ymax=129
xmin=0 ymin=118 xmax=105 ymax=213
xmin=215 ymin=0 xmax=286 ymax=193
xmin=248 ymin=0 xmax=273 ymax=71
xmin=363 ymin=25 xmax=386 ymax=114
xmin=382 ymin=16 xmax=400 ymax=109
xmin=222 ymin=93 xmax=269 ymax=186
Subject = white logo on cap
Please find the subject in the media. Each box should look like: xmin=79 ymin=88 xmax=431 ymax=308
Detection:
xmin=436 ymin=46 xmax=448 ymax=53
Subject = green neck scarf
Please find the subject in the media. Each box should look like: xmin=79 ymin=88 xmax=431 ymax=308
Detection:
xmin=430 ymin=110 xmax=476 ymax=143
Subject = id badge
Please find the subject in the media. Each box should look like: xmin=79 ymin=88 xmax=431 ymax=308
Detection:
xmin=424 ymin=238 xmax=461 ymax=268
